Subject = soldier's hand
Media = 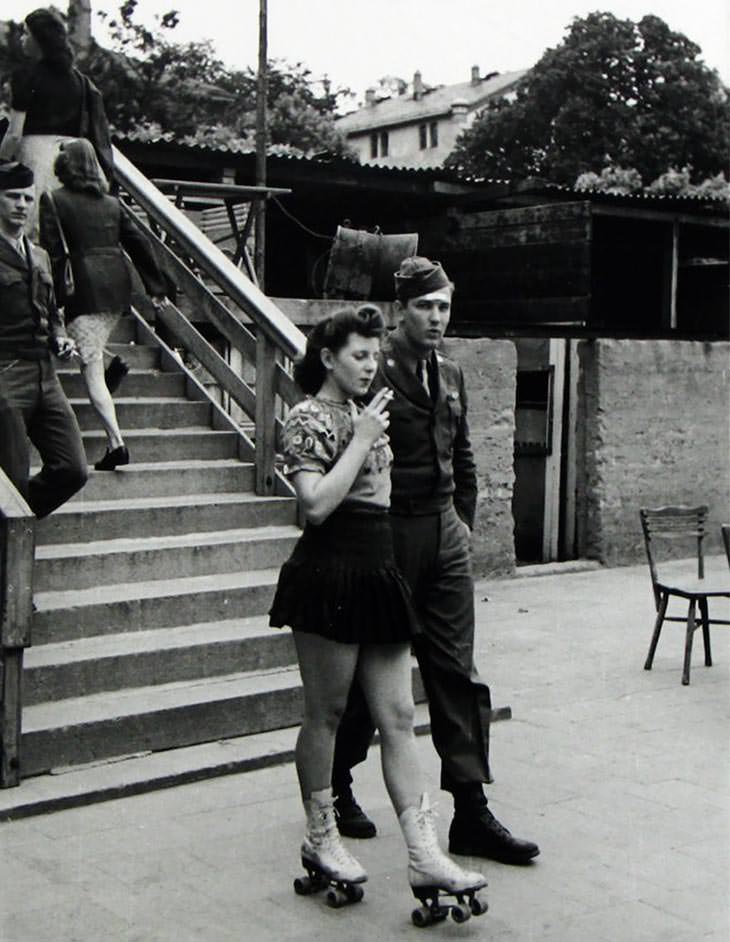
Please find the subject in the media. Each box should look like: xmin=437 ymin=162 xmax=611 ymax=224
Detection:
xmin=458 ymin=517 xmax=472 ymax=543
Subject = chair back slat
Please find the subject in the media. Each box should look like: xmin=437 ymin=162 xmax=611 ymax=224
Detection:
xmin=640 ymin=505 xmax=708 ymax=589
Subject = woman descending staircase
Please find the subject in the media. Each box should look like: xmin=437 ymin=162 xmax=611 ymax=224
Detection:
xmin=24 ymin=314 xmax=303 ymax=778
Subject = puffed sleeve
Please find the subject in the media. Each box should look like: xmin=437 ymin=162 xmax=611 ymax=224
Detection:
xmin=281 ymin=401 xmax=339 ymax=478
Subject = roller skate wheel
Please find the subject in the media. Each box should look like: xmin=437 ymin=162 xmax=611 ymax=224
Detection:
xmin=325 ymin=886 xmax=347 ymax=908
xmin=470 ymin=895 xmax=488 ymax=916
xmin=293 ymin=876 xmax=312 ymax=895
xmin=451 ymin=902 xmax=471 ymax=923
xmin=346 ymin=883 xmax=365 ymax=903
xmin=412 ymin=905 xmax=432 ymax=928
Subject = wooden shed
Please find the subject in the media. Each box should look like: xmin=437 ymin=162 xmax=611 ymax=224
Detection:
xmin=428 ymin=189 xmax=729 ymax=340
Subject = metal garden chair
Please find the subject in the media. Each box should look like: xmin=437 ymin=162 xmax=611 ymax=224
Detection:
xmin=640 ymin=505 xmax=730 ymax=685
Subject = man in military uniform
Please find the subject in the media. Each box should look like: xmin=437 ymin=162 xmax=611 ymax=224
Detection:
xmin=0 ymin=160 xmax=87 ymax=516
xmin=332 ymin=256 xmax=539 ymax=865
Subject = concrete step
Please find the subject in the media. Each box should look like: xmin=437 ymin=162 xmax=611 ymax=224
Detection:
xmin=31 ymin=426 xmax=241 ymax=466
xmin=0 ymin=704 xmax=434 ymax=821
xmin=35 ymin=492 xmax=296 ymax=545
xmin=66 ymin=459 xmax=255 ymax=502
xmin=58 ymin=370 xmax=185 ymax=399
xmin=21 ymin=665 xmax=303 ymax=776
xmin=68 ymin=397 xmax=211 ymax=431
xmin=23 ymin=616 xmax=296 ymax=704
xmin=34 ymin=524 xmax=300 ymax=591
xmin=32 ymin=568 xmax=281 ymax=643
xmin=108 ymin=316 xmax=137 ymax=342
xmin=105 ymin=342 xmax=158 ymax=369
xmin=55 ymin=342 xmax=159 ymax=369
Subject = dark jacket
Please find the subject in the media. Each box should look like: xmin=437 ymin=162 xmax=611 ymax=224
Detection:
xmin=40 ymin=188 xmax=166 ymax=320
xmin=372 ymin=331 xmax=478 ymax=528
xmin=0 ymin=237 xmax=65 ymax=360
xmin=12 ymin=64 xmax=113 ymax=183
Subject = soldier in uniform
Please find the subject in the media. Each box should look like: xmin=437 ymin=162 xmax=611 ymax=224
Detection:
xmin=0 ymin=160 xmax=87 ymax=516
xmin=332 ymin=256 xmax=540 ymax=866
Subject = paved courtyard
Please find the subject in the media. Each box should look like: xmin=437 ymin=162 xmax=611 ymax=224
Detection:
xmin=1 ymin=559 xmax=728 ymax=941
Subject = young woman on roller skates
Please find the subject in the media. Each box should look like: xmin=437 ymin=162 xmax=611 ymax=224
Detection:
xmin=270 ymin=306 xmax=487 ymax=922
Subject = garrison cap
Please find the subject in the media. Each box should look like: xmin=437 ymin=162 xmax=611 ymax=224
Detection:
xmin=0 ymin=161 xmax=34 ymax=190
xmin=394 ymin=256 xmax=453 ymax=302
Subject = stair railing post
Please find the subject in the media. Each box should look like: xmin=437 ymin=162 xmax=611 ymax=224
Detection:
xmin=255 ymin=330 xmax=278 ymax=495
xmin=0 ymin=472 xmax=35 ymax=788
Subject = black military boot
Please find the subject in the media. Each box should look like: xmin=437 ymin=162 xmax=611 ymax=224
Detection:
xmin=333 ymin=788 xmax=377 ymax=839
xmin=448 ymin=786 xmax=539 ymax=865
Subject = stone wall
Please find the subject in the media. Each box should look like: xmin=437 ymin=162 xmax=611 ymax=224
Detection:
xmin=443 ymin=338 xmax=517 ymax=575
xmin=577 ymin=339 xmax=730 ymax=564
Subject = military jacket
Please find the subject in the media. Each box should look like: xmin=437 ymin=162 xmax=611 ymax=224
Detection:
xmin=371 ymin=331 xmax=477 ymax=528
xmin=0 ymin=236 xmax=65 ymax=359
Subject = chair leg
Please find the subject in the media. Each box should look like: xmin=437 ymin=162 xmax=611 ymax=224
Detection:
xmin=682 ymin=598 xmax=697 ymax=686
xmin=645 ymin=593 xmax=669 ymax=670
xmin=698 ymin=596 xmax=712 ymax=667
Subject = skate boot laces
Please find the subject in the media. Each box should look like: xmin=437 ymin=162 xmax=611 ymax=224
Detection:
xmin=303 ymin=813 xmax=367 ymax=882
xmin=409 ymin=798 xmax=486 ymax=892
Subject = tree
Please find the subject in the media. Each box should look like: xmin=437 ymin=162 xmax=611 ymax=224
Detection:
xmin=85 ymin=2 xmax=351 ymax=154
xmin=446 ymin=12 xmax=729 ymax=185
xmin=1 ymin=1 xmax=351 ymax=156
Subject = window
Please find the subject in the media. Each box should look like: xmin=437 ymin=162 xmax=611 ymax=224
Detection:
xmin=370 ymin=133 xmax=378 ymax=159
xmin=419 ymin=124 xmax=427 ymax=150
xmin=379 ymin=131 xmax=389 ymax=157
xmin=429 ymin=122 xmax=438 ymax=148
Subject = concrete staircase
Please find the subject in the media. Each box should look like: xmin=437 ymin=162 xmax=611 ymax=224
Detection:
xmin=24 ymin=315 xmax=303 ymax=779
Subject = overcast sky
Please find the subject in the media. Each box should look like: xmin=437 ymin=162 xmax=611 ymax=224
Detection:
xmin=5 ymin=0 xmax=729 ymax=100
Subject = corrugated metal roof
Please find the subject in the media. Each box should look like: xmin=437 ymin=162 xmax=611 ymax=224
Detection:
xmin=114 ymin=133 xmax=728 ymax=213
xmin=543 ymin=180 xmax=729 ymax=209
xmin=113 ymin=130 xmax=472 ymax=180
xmin=336 ymin=70 xmax=527 ymax=133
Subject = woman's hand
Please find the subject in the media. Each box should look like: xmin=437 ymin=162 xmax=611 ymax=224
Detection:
xmin=350 ymin=387 xmax=393 ymax=449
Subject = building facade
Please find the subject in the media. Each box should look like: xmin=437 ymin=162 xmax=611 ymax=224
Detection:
xmin=336 ymin=66 xmax=526 ymax=169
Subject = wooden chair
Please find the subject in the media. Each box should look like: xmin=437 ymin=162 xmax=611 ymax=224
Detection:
xmin=640 ymin=506 xmax=730 ymax=685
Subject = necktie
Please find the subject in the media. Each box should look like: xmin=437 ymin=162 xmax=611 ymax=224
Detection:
xmin=416 ymin=359 xmax=431 ymax=398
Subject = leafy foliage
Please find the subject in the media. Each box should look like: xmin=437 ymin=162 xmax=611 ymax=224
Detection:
xmin=576 ymin=163 xmax=730 ymax=201
xmin=1 ymin=1 xmax=352 ymax=156
xmin=575 ymin=166 xmax=643 ymax=196
xmin=446 ymin=12 xmax=729 ymax=185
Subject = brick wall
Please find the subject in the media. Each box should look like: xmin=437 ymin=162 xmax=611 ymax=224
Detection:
xmin=444 ymin=338 xmax=517 ymax=575
xmin=577 ymin=339 xmax=730 ymax=564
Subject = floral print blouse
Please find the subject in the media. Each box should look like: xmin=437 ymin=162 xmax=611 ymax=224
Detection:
xmin=281 ymin=397 xmax=392 ymax=510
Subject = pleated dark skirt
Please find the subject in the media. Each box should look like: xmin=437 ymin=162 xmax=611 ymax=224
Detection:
xmin=269 ymin=509 xmax=418 ymax=644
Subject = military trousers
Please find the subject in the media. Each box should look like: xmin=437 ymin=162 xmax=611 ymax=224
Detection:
xmin=332 ymin=503 xmax=493 ymax=794
xmin=0 ymin=357 xmax=87 ymax=518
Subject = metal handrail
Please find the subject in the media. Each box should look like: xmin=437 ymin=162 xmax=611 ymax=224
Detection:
xmin=113 ymin=145 xmax=307 ymax=494
xmin=0 ymin=469 xmax=35 ymax=787
xmin=113 ymin=147 xmax=305 ymax=361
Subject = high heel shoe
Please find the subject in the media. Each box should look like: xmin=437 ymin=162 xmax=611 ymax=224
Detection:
xmin=94 ymin=445 xmax=130 ymax=471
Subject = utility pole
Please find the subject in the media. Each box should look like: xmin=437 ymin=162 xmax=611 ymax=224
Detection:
xmin=254 ymin=0 xmax=267 ymax=287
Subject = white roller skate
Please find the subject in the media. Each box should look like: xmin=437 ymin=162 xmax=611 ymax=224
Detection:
xmin=294 ymin=788 xmax=367 ymax=908
xmin=399 ymin=793 xmax=488 ymax=927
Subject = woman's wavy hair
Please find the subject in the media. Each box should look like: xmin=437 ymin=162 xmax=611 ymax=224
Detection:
xmin=54 ymin=139 xmax=109 ymax=196
xmin=25 ymin=8 xmax=74 ymax=72
xmin=294 ymin=304 xmax=385 ymax=395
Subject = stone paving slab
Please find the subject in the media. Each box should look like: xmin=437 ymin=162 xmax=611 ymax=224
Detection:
xmin=1 ymin=559 xmax=728 ymax=941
